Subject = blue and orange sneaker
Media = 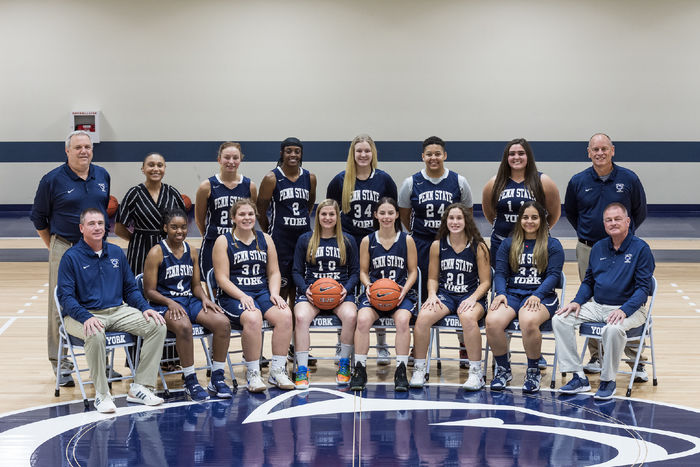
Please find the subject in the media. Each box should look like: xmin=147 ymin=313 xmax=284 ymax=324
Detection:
xmin=337 ymin=358 xmax=351 ymax=384
xmin=295 ymin=366 xmax=310 ymax=389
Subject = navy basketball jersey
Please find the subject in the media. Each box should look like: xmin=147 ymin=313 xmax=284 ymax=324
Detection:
xmin=303 ymin=236 xmax=351 ymax=286
xmin=506 ymin=238 xmax=544 ymax=291
xmin=410 ymin=171 xmax=461 ymax=238
xmin=493 ymin=176 xmax=538 ymax=238
xmin=225 ymin=231 xmax=269 ymax=293
xmin=156 ymin=241 xmax=194 ymax=298
xmin=204 ymin=175 xmax=252 ymax=240
xmin=438 ymin=237 xmax=480 ymax=296
xmin=269 ymin=167 xmax=312 ymax=236
xmin=368 ymin=231 xmax=408 ymax=286
xmin=339 ymin=169 xmax=396 ymax=239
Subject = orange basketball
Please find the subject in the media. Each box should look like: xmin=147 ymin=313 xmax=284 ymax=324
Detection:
xmin=369 ymin=278 xmax=402 ymax=311
xmin=107 ymin=195 xmax=119 ymax=218
xmin=309 ymin=277 xmax=343 ymax=310
xmin=182 ymin=194 xmax=193 ymax=213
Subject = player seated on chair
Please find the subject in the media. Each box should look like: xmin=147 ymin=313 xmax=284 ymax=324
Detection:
xmin=553 ymin=202 xmax=655 ymax=400
xmin=292 ymin=199 xmax=360 ymax=389
xmin=213 ymin=199 xmax=294 ymax=393
xmin=409 ymin=203 xmax=491 ymax=390
xmin=349 ymin=197 xmax=418 ymax=392
xmin=142 ymin=208 xmax=232 ymax=402
xmin=486 ymin=201 xmax=564 ymax=394
xmin=57 ymin=208 xmax=167 ymax=414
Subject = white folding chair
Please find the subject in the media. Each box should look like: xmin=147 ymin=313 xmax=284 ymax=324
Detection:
xmin=136 ymin=273 xmax=231 ymax=394
xmin=207 ymin=268 xmax=262 ymax=387
xmin=53 ymin=287 xmax=137 ymax=408
xmin=426 ymin=269 xmax=488 ymax=380
xmin=577 ymin=276 xmax=658 ymax=397
xmin=365 ymin=269 xmax=422 ymax=366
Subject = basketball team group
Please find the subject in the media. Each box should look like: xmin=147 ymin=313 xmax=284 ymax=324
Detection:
xmin=31 ymin=130 xmax=654 ymax=413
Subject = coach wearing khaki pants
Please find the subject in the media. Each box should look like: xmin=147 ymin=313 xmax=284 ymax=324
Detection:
xmin=31 ymin=130 xmax=111 ymax=386
xmin=57 ymin=208 xmax=166 ymax=413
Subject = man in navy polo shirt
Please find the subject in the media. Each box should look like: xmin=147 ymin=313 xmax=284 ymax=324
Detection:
xmin=564 ymin=133 xmax=647 ymax=375
xmin=58 ymin=208 xmax=167 ymax=413
xmin=31 ymin=131 xmax=111 ymax=386
xmin=553 ymin=202 xmax=654 ymax=400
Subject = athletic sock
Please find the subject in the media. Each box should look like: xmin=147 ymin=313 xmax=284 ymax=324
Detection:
xmin=396 ymin=355 xmax=408 ymax=367
xmin=495 ymin=354 xmax=510 ymax=370
xmin=271 ymin=355 xmax=286 ymax=371
xmin=296 ymin=351 xmax=309 ymax=369
xmin=469 ymin=360 xmax=482 ymax=373
xmin=245 ymin=360 xmax=260 ymax=373
xmin=339 ymin=343 xmax=353 ymax=359
xmin=376 ymin=331 xmax=387 ymax=346
xmin=182 ymin=365 xmax=195 ymax=377
xmin=211 ymin=361 xmax=226 ymax=373
xmin=414 ymin=358 xmax=426 ymax=369
xmin=355 ymin=355 xmax=367 ymax=367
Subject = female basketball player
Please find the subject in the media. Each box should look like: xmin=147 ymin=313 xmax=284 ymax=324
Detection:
xmin=486 ymin=201 xmax=564 ymax=393
xmin=195 ymin=142 xmax=257 ymax=276
xmin=257 ymin=137 xmax=317 ymax=306
xmin=409 ymin=203 xmax=491 ymax=391
xmin=398 ymin=136 xmax=474 ymax=365
xmin=398 ymin=136 xmax=473 ymax=291
xmin=481 ymin=138 xmax=560 ymax=264
xmin=142 ymin=209 xmax=232 ymax=401
xmin=291 ymin=199 xmax=359 ymax=388
xmin=482 ymin=138 xmax=561 ymax=370
xmin=349 ymin=197 xmax=417 ymax=392
xmin=213 ymin=199 xmax=294 ymax=393
xmin=326 ymin=134 xmax=398 ymax=364
xmin=116 ymin=152 xmax=185 ymax=276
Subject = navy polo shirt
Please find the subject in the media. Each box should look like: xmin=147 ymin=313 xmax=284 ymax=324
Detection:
xmin=573 ymin=233 xmax=655 ymax=316
xmin=564 ymin=164 xmax=647 ymax=243
xmin=31 ymin=163 xmax=110 ymax=243
xmin=57 ymin=239 xmax=150 ymax=323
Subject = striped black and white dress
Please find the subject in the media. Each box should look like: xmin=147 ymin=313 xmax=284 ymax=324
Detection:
xmin=116 ymin=183 xmax=185 ymax=275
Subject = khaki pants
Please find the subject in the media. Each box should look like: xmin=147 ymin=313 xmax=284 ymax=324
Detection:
xmin=552 ymin=300 xmax=647 ymax=381
xmin=575 ymin=240 xmax=641 ymax=365
xmin=49 ymin=235 xmax=73 ymax=373
xmin=64 ymin=304 xmax=166 ymax=395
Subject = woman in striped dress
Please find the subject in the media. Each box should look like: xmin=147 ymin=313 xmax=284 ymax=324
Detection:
xmin=116 ymin=152 xmax=185 ymax=275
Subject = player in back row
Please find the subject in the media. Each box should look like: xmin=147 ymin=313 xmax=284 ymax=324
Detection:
xmin=257 ymin=137 xmax=317 ymax=307
xmin=326 ymin=134 xmax=398 ymax=364
xmin=349 ymin=197 xmax=417 ymax=392
xmin=195 ymin=142 xmax=257 ymax=276
xmin=399 ymin=136 xmax=474 ymax=364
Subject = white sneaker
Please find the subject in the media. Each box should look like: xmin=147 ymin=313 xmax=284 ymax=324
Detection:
xmin=462 ymin=368 xmax=485 ymax=391
xmin=409 ymin=364 xmax=427 ymax=388
xmin=127 ymin=383 xmax=164 ymax=406
xmin=269 ymin=367 xmax=295 ymax=390
xmin=583 ymin=357 xmax=602 ymax=374
xmin=94 ymin=393 xmax=116 ymax=413
xmin=634 ymin=365 xmax=649 ymax=383
xmin=247 ymin=369 xmax=267 ymax=393
xmin=377 ymin=346 xmax=391 ymax=366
